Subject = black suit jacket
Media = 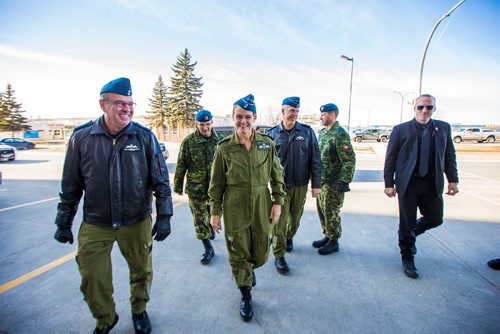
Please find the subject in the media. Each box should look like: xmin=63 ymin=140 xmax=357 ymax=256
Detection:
xmin=384 ymin=119 xmax=459 ymax=197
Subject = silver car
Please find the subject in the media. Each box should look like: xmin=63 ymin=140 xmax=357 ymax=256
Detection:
xmin=0 ymin=143 xmax=16 ymax=162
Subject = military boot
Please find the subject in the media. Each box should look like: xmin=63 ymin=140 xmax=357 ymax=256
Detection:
xmin=239 ymin=287 xmax=253 ymax=321
xmin=312 ymin=236 xmax=329 ymax=249
xmin=200 ymin=239 xmax=214 ymax=265
xmin=286 ymin=239 xmax=294 ymax=252
xmin=318 ymin=239 xmax=339 ymax=255
xmin=274 ymin=257 xmax=289 ymax=274
xmin=93 ymin=314 xmax=118 ymax=334
xmin=132 ymin=311 xmax=151 ymax=334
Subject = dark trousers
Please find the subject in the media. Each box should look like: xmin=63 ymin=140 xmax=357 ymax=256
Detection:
xmin=398 ymin=177 xmax=443 ymax=259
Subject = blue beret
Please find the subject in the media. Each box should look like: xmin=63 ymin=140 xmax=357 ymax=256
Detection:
xmin=195 ymin=109 xmax=213 ymax=122
xmin=234 ymin=94 xmax=256 ymax=113
xmin=320 ymin=103 xmax=339 ymax=112
xmin=100 ymin=77 xmax=132 ymax=96
xmin=282 ymin=96 xmax=300 ymax=108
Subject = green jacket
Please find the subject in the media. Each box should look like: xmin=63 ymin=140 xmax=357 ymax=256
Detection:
xmin=208 ymin=130 xmax=286 ymax=234
xmin=174 ymin=128 xmax=223 ymax=199
xmin=318 ymin=121 xmax=356 ymax=185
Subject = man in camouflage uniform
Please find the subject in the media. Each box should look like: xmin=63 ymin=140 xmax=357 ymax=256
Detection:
xmin=174 ymin=109 xmax=223 ymax=264
xmin=313 ymin=103 xmax=356 ymax=255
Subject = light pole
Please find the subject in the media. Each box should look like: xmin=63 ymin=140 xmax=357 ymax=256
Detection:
xmin=393 ymin=91 xmax=414 ymax=123
xmin=341 ymin=55 xmax=354 ymax=133
xmin=419 ymin=0 xmax=466 ymax=94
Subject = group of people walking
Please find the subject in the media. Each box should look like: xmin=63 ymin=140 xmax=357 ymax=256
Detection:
xmin=53 ymin=77 xmax=459 ymax=333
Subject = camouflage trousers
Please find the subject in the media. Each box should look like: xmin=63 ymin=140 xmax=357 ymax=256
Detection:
xmin=272 ymin=185 xmax=308 ymax=257
xmin=188 ymin=197 xmax=212 ymax=240
xmin=316 ymin=183 xmax=345 ymax=240
xmin=77 ymin=217 xmax=152 ymax=329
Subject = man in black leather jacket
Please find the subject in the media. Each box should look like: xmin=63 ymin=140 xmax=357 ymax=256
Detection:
xmin=266 ymin=96 xmax=321 ymax=274
xmin=54 ymin=77 xmax=173 ymax=334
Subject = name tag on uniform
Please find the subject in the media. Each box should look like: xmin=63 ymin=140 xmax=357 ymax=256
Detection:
xmin=257 ymin=142 xmax=271 ymax=150
xmin=295 ymin=136 xmax=305 ymax=141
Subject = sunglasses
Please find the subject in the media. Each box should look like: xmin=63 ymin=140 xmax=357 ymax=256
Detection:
xmin=416 ymin=105 xmax=434 ymax=111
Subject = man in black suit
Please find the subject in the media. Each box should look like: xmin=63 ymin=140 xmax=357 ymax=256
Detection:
xmin=384 ymin=94 xmax=459 ymax=279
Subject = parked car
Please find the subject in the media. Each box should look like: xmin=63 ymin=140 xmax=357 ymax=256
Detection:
xmin=0 ymin=143 xmax=16 ymax=162
xmin=159 ymin=142 xmax=169 ymax=160
xmin=0 ymin=138 xmax=36 ymax=149
xmin=353 ymin=127 xmax=391 ymax=142
xmin=451 ymin=127 xmax=500 ymax=143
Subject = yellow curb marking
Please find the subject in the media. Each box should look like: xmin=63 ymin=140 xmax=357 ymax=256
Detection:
xmin=0 ymin=201 xmax=186 ymax=294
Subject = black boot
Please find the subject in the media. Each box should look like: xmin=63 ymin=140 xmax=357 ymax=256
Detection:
xmin=132 ymin=311 xmax=151 ymax=334
xmin=93 ymin=313 xmax=119 ymax=334
xmin=312 ymin=236 xmax=329 ymax=248
xmin=286 ymin=239 xmax=294 ymax=252
xmin=239 ymin=287 xmax=253 ymax=321
xmin=200 ymin=239 xmax=214 ymax=265
xmin=402 ymin=258 xmax=419 ymax=279
xmin=252 ymin=271 xmax=256 ymax=287
xmin=274 ymin=257 xmax=290 ymax=274
xmin=318 ymin=239 xmax=339 ymax=255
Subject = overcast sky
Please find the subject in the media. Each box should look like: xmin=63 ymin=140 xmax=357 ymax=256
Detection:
xmin=1 ymin=0 xmax=499 ymax=127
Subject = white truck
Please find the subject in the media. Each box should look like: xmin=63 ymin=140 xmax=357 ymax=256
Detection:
xmin=452 ymin=127 xmax=500 ymax=143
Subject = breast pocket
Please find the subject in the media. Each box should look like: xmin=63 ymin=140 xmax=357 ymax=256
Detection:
xmin=253 ymin=151 xmax=270 ymax=185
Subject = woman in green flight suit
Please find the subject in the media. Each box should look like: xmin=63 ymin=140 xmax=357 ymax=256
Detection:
xmin=209 ymin=94 xmax=286 ymax=321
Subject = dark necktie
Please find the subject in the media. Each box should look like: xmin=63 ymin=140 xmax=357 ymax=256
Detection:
xmin=419 ymin=126 xmax=430 ymax=177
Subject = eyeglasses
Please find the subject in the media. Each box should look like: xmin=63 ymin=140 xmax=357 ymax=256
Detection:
xmin=104 ymin=99 xmax=136 ymax=109
xmin=416 ymin=105 xmax=434 ymax=111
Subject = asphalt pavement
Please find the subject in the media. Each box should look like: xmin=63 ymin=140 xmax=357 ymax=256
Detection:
xmin=0 ymin=143 xmax=499 ymax=334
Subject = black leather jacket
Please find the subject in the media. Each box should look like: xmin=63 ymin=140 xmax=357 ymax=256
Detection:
xmin=267 ymin=122 xmax=321 ymax=188
xmin=55 ymin=116 xmax=173 ymax=229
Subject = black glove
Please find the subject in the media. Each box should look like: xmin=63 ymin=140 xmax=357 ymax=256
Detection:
xmin=54 ymin=226 xmax=74 ymax=244
xmin=152 ymin=216 xmax=171 ymax=241
xmin=339 ymin=182 xmax=351 ymax=192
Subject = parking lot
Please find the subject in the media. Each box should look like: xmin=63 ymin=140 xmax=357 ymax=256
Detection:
xmin=0 ymin=142 xmax=499 ymax=333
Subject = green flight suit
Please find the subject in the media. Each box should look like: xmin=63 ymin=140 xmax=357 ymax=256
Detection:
xmin=208 ymin=130 xmax=286 ymax=288
xmin=174 ymin=129 xmax=223 ymax=239
xmin=316 ymin=121 xmax=356 ymax=240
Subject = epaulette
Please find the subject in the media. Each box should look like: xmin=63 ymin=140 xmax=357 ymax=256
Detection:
xmin=256 ymin=132 xmax=273 ymax=140
xmin=73 ymin=120 xmax=94 ymax=132
xmin=336 ymin=127 xmax=347 ymax=134
xmin=218 ymin=136 xmax=231 ymax=144
xmin=133 ymin=121 xmax=151 ymax=132
xmin=300 ymin=123 xmax=311 ymax=129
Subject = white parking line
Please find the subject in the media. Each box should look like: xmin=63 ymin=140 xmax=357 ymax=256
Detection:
xmin=460 ymin=170 xmax=500 ymax=184
xmin=0 ymin=197 xmax=59 ymax=212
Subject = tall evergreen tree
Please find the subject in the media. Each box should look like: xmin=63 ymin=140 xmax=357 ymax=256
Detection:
xmin=0 ymin=83 xmax=31 ymax=134
xmin=146 ymin=75 xmax=168 ymax=129
xmin=165 ymin=48 xmax=203 ymax=127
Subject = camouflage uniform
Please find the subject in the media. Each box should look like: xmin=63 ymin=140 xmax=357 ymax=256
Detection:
xmin=208 ymin=130 xmax=286 ymax=288
xmin=316 ymin=121 xmax=356 ymax=240
xmin=174 ymin=128 xmax=223 ymax=240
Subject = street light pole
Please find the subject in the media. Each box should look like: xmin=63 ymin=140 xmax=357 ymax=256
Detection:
xmin=341 ymin=55 xmax=354 ymax=134
xmin=393 ymin=91 xmax=414 ymax=123
xmin=419 ymin=0 xmax=466 ymax=94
